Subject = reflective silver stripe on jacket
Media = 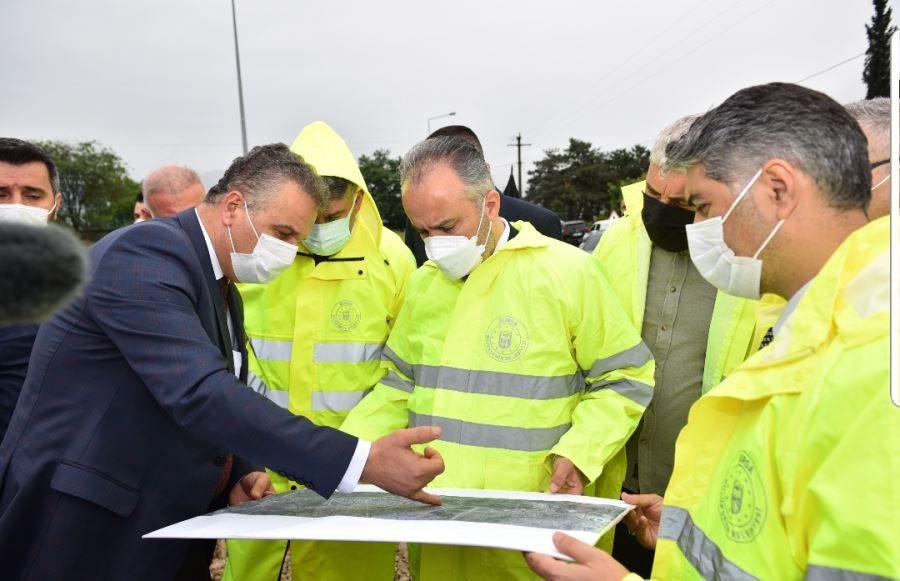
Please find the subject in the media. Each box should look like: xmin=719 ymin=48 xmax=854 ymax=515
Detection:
xmin=806 ymin=565 xmax=896 ymax=581
xmin=415 ymin=366 xmax=583 ymax=400
xmin=381 ymin=345 xmax=414 ymax=379
xmin=313 ymin=343 xmax=384 ymax=364
xmin=311 ymin=390 xmax=370 ymax=412
xmin=380 ymin=370 xmax=415 ymax=393
xmin=247 ymin=371 xmax=290 ymax=409
xmin=659 ymin=506 xmax=759 ymax=581
xmin=408 ymin=412 xmax=570 ymax=452
xmin=586 ymin=342 xmax=653 ymax=378
xmin=249 ymin=338 xmax=292 ymax=361
xmin=586 ymin=378 xmax=653 ymax=407
xmin=383 ymin=346 xmax=584 ymax=400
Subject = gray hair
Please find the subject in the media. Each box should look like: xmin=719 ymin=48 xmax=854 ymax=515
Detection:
xmin=650 ymin=114 xmax=701 ymax=169
xmin=400 ymin=136 xmax=494 ymax=204
xmin=666 ymin=82 xmax=870 ymax=210
xmin=206 ymin=143 xmax=326 ymax=212
xmin=845 ymin=97 xmax=890 ymax=161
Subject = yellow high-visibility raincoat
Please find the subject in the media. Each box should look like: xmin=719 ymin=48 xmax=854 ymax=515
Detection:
xmin=224 ymin=121 xmax=414 ymax=581
xmin=342 ymin=222 xmax=655 ymax=580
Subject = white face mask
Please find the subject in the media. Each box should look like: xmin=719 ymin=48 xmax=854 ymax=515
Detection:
xmin=228 ymin=200 xmax=298 ymax=284
xmin=303 ymin=196 xmax=357 ymax=256
xmin=424 ymin=197 xmax=489 ymax=280
xmin=686 ymin=169 xmax=785 ymax=300
xmin=0 ymin=201 xmax=56 ymax=226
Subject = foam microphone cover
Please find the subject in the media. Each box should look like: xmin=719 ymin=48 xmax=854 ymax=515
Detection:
xmin=0 ymin=223 xmax=89 ymax=325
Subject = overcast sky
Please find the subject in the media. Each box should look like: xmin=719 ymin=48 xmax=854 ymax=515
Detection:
xmin=2 ymin=0 xmax=891 ymax=192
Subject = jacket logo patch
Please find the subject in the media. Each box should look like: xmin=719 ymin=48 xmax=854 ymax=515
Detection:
xmin=718 ymin=450 xmax=767 ymax=543
xmin=331 ymin=300 xmax=361 ymax=331
xmin=485 ymin=316 xmax=528 ymax=362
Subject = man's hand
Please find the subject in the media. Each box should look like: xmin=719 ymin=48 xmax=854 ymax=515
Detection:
xmin=525 ymin=532 xmax=630 ymax=581
xmin=548 ymin=456 xmax=586 ymax=495
xmin=621 ymin=492 xmax=663 ymax=550
xmin=360 ymin=426 xmax=445 ymax=506
xmin=229 ymin=471 xmax=276 ymax=506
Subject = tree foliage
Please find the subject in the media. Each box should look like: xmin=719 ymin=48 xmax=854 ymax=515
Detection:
xmin=358 ymin=149 xmax=405 ymax=229
xmin=36 ymin=140 xmax=139 ymax=240
xmin=526 ymin=139 xmax=649 ymax=221
xmin=863 ymin=0 xmax=896 ymax=99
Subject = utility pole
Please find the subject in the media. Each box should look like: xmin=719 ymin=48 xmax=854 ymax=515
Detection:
xmin=231 ymin=0 xmax=248 ymax=154
xmin=507 ymin=133 xmax=531 ymax=196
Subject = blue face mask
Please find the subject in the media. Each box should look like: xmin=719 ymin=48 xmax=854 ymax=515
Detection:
xmin=303 ymin=197 xmax=358 ymax=256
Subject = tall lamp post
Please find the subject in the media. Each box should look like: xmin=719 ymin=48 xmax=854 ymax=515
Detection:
xmin=231 ymin=0 xmax=248 ymax=155
xmin=426 ymin=112 xmax=456 ymax=136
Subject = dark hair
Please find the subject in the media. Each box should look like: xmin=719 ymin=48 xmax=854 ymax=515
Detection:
xmin=427 ymin=125 xmax=484 ymax=155
xmin=206 ymin=143 xmax=326 ymax=211
xmin=136 ymin=191 xmax=144 ymax=203
xmin=322 ymin=175 xmax=357 ymax=202
xmin=0 ymin=138 xmax=60 ymax=194
xmin=666 ymin=82 xmax=871 ymax=210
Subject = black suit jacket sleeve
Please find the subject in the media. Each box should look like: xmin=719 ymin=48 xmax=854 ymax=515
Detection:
xmin=88 ymin=225 xmax=357 ymax=497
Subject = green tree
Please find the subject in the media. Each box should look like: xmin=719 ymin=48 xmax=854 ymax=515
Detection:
xmin=863 ymin=0 xmax=896 ymax=99
xmin=36 ymin=141 xmax=139 ymax=240
xmin=358 ymin=149 xmax=405 ymax=229
xmin=526 ymin=139 xmax=648 ymax=221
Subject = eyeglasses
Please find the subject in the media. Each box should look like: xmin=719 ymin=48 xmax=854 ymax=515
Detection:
xmin=870 ymin=159 xmax=891 ymax=170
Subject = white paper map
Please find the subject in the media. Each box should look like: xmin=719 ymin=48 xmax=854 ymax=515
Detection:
xmin=144 ymin=485 xmax=633 ymax=559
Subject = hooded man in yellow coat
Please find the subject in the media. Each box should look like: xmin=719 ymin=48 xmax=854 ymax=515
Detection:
xmin=224 ymin=122 xmax=415 ymax=580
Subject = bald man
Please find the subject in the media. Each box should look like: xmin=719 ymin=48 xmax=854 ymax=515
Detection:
xmin=142 ymin=165 xmax=206 ymax=218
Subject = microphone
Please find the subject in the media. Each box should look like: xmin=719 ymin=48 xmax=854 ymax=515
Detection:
xmin=0 ymin=223 xmax=88 ymax=325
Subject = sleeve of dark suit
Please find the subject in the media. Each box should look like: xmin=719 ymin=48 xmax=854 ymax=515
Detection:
xmin=88 ymin=226 xmax=357 ymax=497
xmin=404 ymin=218 xmax=428 ymax=267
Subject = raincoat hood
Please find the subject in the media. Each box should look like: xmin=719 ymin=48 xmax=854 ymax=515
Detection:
xmin=289 ymin=121 xmax=383 ymax=246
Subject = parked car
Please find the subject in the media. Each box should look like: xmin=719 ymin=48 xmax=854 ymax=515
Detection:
xmin=561 ymin=220 xmax=589 ymax=245
xmin=579 ymin=218 xmax=616 ymax=253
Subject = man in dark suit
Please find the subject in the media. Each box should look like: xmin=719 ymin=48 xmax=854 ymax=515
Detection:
xmin=0 ymin=138 xmax=64 ymax=443
xmin=404 ymin=125 xmax=562 ymax=266
xmin=0 ymin=144 xmax=444 ymax=581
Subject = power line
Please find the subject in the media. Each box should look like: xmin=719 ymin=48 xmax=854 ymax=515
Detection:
xmin=531 ymin=0 xmax=748 ymax=139
xmin=795 ymin=52 xmax=866 ymax=84
xmin=540 ymin=0 xmax=778 ymax=138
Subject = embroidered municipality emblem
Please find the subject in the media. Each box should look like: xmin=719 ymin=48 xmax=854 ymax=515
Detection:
xmin=331 ymin=300 xmax=361 ymax=331
xmin=485 ymin=316 xmax=528 ymax=362
xmin=718 ymin=450 xmax=767 ymax=543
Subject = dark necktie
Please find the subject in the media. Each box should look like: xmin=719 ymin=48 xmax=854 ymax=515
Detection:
xmin=213 ymin=277 xmax=234 ymax=498
xmin=759 ymin=327 xmax=774 ymax=350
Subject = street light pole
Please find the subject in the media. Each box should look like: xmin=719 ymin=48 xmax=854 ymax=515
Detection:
xmin=426 ymin=112 xmax=456 ymax=136
xmin=231 ymin=0 xmax=248 ymax=155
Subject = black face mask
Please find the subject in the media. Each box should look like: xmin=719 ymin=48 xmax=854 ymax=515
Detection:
xmin=640 ymin=192 xmax=695 ymax=252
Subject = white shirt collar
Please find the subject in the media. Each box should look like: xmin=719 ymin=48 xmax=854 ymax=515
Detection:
xmin=195 ymin=208 xmax=224 ymax=281
xmin=773 ymin=280 xmax=813 ymax=336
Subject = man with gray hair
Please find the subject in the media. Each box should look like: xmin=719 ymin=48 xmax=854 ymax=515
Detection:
xmin=142 ymin=165 xmax=206 ymax=218
xmin=0 ymin=143 xmax=445 ymax=581
xmin=341 ymin=136 xmax=654 ymax=580
xmin=845 ymin=97 xmax=891 ymax=218
xmin=592 ymin=115 xmax=758 ymax=575
xmin=527 ymin=82 xmax=896 ymax=580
